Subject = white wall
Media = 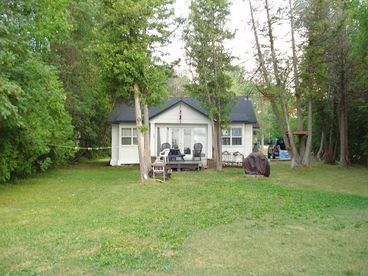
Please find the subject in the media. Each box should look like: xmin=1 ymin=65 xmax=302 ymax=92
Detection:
xmin=110 ymin=123 xmax=140 ymax=165
xmin=150 ymin=103 xmax=213 ymax=159
xmin=222 ymin=123 xmax=253 ymax=158
xmin=110 ymin=104 xmax=253 ymax=165
xmin=110 ymin=124 xmax=119 ymax=166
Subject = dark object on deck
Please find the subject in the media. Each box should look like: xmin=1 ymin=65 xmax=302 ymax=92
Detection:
xmin=161 ymin=143 xmax=171 ymax=151
xmin=244 ymin=153 xmax=270 ymax=177
xmin=193 ymin=143 xmax=203 ymax=160
xmin=169 ymin=148 xmax=185 ymax=161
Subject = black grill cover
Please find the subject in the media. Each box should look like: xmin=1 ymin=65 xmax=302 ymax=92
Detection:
xmin=244 ymin=153 xmax=270 ymax=177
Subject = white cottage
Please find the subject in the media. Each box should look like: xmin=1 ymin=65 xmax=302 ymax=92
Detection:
xmin=108 ymin=96 xmax=257 ymax=166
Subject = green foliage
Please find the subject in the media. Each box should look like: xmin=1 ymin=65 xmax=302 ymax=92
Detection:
xmin=95 ymin=0 xmax=174 ymax=105
xmin=299 ymin=0 xmax=368 ymax=164
xmin=184 ymin=0 xmax=234 ymax=125
xmin=48 ymin=0 xmax=113 ymax=157
xmin=348 ymin=0 xmax=368 ymax=163
xmin=0 ymin=0 xmax=74 ymax=182
xmin=229 ymin=68 xmax=280 ymax=142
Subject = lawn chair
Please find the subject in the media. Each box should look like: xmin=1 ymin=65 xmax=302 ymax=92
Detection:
xmin=158 ymin=148 xmax=170 ymax=163
xmin=161 ymin=143 xmax=171 ymax=151
xmin=193 ymin=143 xmax=203 ymax=160
xmin=152 ymin=161 xmax=166 ymax=181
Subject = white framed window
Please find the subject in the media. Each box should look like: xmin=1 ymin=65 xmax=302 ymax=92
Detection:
xmin=121 ymin=127 xmax=138 ymax=145
xmin=222 ymin=127 xmax=242 ymax=146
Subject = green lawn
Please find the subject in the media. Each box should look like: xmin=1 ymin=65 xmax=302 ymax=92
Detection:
xmin=0 ymin=161 xmax=367 ymax=275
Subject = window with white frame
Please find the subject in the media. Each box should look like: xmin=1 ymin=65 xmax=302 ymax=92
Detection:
xmin=222 ymin=127 xmax=242 ymax=146
xmin=121 ymin=127 xmax=138 ymax=145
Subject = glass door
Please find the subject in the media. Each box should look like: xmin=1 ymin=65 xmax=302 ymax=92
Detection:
xmin=183 ymin=128 xmax=192 ymax=159
xmin=170 ymin=128 xmax=180 ymax=149
xmin=156 ymin=126 xmax=207 ymax=159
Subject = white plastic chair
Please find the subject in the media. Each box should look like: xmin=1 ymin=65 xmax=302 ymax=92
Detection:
xmin=158 ymin=148 xmax=170 ymax=163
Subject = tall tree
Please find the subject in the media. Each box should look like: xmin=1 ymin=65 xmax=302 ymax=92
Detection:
xmin=49 ymin=0 xmax=112 ymax=160
xmin=184 ymin=0 xmax=234 ymax=171
xmin=96 ymin=0 xmax=174 ymax=181
xmin=0 ymin=0 xmax=74 ymax=182
xmin=248 ymin=0 xmax=315 ymax=167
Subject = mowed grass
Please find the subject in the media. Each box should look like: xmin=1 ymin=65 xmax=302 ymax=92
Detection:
xmin=0 ymin=161 xmax=367 ymax=275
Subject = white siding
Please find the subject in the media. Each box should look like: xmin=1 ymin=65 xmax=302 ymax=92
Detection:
xmin=222 ymin=123 xmax=253 ymax=158
xmin=150 ymin=103 xmax=213 ymax=159
xmin=244 ymin=124 xmax=253 ymax=157
xmin=110 ymin=123 xmax=140 ymax=165
xmin=110 ymin=103 xmax=254 ymax=165
xmin=150 ymin=103 xmax=211 ymax=125
xmin=110 ymin=124 xmax=119 ymax=166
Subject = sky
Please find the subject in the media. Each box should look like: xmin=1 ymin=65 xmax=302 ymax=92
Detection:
xmin=162 ymin=0 xmax=294 ymax=76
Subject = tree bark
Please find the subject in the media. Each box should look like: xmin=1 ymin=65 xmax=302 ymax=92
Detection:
xmin=271 ymin=101 xmax=290 ymax=150
xmin=211 ymin=119 xmax=219 ymax=170
xmin=289 ymin=0 xmax=306 ymax=157
xmin=143 ymin=104 xmax=151 ymax=170
xmin=302 ymin=97 xmax=313 ymax=166
xmin=289 ymin=0 xmax=302 ymax=131
xmin=249 ymin=0 xmax=269 ymax=84
xmin=336 ymin=0 xmax=350 ymax=168
xmin=215 ymin=121 xmax=222 ymax=171
xmin=134 ymin=81 xmax=148 ymax=182
xmin=280 ymin=94 xmax=301 ymax=167
xmin=250 ymin=0 xmax=290 ymax=151
xmin=316 ymin=131 xmax=324 ymax=160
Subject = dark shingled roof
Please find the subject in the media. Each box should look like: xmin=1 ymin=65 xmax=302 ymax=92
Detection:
xmin=108 ymin=96 xmax=257 ymax=124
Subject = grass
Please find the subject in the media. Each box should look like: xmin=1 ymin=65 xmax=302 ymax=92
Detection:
xmin=0 ymin=160 xmax=367 ymax=275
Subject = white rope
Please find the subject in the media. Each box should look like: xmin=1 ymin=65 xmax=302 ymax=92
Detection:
xmin=48 ymin=144 xmax=113 ymax=151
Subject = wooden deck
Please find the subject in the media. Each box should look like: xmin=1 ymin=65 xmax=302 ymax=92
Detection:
xmin=166 ymin=160 xmax=202 ymax=171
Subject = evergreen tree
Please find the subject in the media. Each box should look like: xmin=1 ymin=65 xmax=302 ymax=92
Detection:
xmin=184 ymin=0 xmax=234 ymax=171
xmin=96 ymin=0 xmax=174 ymax=181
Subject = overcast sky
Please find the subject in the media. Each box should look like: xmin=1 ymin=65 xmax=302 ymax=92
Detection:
xmin=162 ymin=0 xmax=293 ymax=76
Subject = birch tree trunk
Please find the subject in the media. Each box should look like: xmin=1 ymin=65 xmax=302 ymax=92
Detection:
xmin=280 ymin=95 xmax=301 ymax=167
xmin=249 ymin=0 xmax=290 ymax=151
xmin=289 ymin=0 xmax=306 ymax=157
xmin=211 ymin=119 xmax=219 ymax=170
xmin=215 ymin=122 xmax=222 ymax=171
xmin=143 ymin=104 xmax=151 ymax=170
xmin=265 ymin=0 xmax=302 ymax=167
xmin=134 ymin=81 xmax=148 ymax=182
xmin=302 ymin=97 xmax=313 ymax=166
xmin=339 ymin=76 xmax=349 ymax=167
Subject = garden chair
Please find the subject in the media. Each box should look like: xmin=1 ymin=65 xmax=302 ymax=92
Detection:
xmin=152 ymin=161 xmax=166 ymax=181
xmin=158 ymin=148 xmax=170 ymax=163
xmin=161 ymin=143 xmax=171 ymax=151
xmin=193 ymin=143 xmax=203 ymax=160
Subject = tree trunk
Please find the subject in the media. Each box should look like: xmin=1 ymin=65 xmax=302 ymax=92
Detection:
xmin=215 ymin=121 xmax=222 ymax=171
xmin=134 ymin=81 xmax=148 ymax=182
xmin=143 ymin=104 xmax=151 ymax=170
xmin=289 ymin=0 xmax=306 ymax=157
xmin=265 ymin=0 xmax=296 ymax=162
xmin=265 ymin=0 xmax=281 ymax=86
xmin=339 ymin=63 xmax=349 ymax=167
xmin=250 ymin=0 xmax=290 ymax=154
xmin=249 ymin=0 xmax=269 ymax=84
xmin=271 ymin=101 xmax=290 ymax=150
xmin=211 ymin=119 xmax=219 ymax=170
xmin=302 ymin=97 xmax=313 ymax=166
xmin=280 ymin=94 xmax=301 ymax=167
xmin=316 ymin=131 xmax=324 ymax=160
xmin=324 ymin=127 xmax=336 ymax=164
